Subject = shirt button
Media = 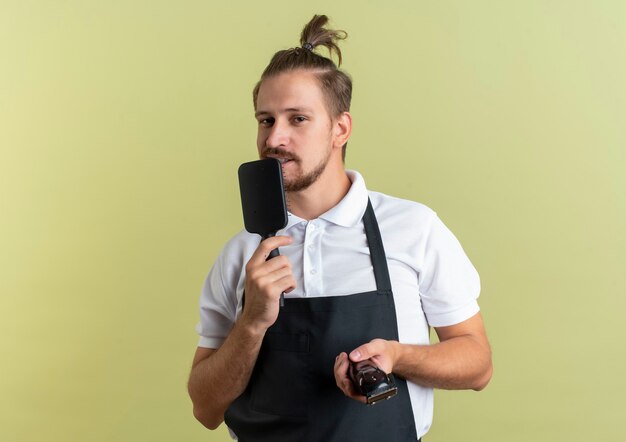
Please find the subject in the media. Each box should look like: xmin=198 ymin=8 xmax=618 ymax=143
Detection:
xmin=310 ymin=268 xmax=317 ymax=275
xmin=308 ymin=244 xmax=315 ymax=251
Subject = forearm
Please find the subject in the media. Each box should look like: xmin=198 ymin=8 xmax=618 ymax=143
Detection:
xmin=393 ymin=335 xmax=492 ymax=391
xmin=188 ymin=321 xmax=265 ymax=429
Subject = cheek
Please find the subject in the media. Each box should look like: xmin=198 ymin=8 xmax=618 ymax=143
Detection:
xmin=256 ymin=130 xmax=265 ymax=149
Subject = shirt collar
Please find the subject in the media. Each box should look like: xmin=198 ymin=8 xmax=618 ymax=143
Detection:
xmin=319 ymin=170 xmax=368 ymax=227
xmin=280 ymin=170 xmax=368 ymax=231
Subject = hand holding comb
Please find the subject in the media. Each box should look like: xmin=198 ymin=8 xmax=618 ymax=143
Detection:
xmin=238 ymin=158 xmax=289 ymax=306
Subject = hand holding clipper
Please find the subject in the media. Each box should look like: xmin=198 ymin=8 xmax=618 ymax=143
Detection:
xmin=349 ymin=359 xmax=398 ymax=405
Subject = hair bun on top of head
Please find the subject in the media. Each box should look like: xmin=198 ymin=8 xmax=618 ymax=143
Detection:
xmin=299 ymin=14 xmax=347 ymax=66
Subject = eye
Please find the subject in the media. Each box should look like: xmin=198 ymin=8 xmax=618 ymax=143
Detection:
xmin=293 ymin=116 xmax=307 ymax=124
xmin=258 ymin=117 xmax=274 ymax=127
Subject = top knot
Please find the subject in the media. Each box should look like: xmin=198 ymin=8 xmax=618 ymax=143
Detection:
xmin=299 ymin=14 xmax=348 ymax=66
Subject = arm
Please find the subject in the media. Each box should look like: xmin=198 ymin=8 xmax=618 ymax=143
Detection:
xmin=392 ymin=312 xmax=493 ymax=390
xmin=334 ymin=313 xmax=492 ymax=401
xmin=187 ymin=326 xmax=263 ymax=429
xmin=188 ymin=236 xmax=296 ymax=429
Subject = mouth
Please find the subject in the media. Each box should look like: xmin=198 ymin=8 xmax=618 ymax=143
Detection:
xmin=263 ymin=154 xmax=295 ymax=165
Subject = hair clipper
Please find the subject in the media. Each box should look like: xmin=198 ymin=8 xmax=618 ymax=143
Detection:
xmin=349 ymin=359 xmax=398 ymax=405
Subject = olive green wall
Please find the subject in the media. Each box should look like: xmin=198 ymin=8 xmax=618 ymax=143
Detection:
xmin=1 ymin=1 xmax=624 ymax=441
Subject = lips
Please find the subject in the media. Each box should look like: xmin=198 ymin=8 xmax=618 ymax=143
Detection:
xmin=261 ymin=148 xmax=297 ymax=165
xmin=263 ymin=154 xmax=295 ymax=164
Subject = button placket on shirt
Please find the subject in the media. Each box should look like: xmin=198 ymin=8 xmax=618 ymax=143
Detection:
xmin=303 ymin=220 xmax=323 ymax=297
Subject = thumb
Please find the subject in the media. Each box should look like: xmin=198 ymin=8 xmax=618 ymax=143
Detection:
xmin=349 ymin=342 xmax=377 ymax=362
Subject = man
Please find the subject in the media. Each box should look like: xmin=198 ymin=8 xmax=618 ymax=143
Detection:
xmin=188 ymin=15 xmax=492 ymax=441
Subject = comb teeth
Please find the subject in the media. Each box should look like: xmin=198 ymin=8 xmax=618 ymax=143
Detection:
xmin=282 ymin=168 xmax=292 ymax=214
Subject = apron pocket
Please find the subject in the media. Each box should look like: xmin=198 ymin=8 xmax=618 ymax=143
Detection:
xmin=250 ymin=331 xmax=310 ymax=418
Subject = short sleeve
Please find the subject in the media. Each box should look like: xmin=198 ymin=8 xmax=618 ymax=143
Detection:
xmin=419 ymin=214 xmax=481 ymax=327
xmin=195 ymin=249 xmax=239 ymax=349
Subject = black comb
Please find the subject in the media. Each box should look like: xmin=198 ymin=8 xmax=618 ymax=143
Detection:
xmin=238 ymin=158 xmax=289 ymax=305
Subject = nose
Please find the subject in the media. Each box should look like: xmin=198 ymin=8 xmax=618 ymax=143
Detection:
xmin=265 ymin=119 xmax=289 ymax=148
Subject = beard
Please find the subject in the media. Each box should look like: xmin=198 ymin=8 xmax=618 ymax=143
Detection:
xmin=261 ymin=146 xmax=332 ymax=193
xmin=284 ymin=152 xmax=331 ymax=192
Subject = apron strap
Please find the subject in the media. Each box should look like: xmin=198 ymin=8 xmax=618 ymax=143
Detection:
xmin=363 ymin=198 xmax=392 ymax=294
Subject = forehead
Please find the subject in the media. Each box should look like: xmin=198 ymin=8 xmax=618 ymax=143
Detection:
xmin=256 ymin=70 xmax=327 ymax=114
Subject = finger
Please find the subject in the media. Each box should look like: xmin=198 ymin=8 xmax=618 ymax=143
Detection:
xmin=343 ymin=381 xmax=366 ymax=403
xmin=334 ymin=352 xmax=347 ymax=373
xmin=334 ymin=353 xmax=350 ymax=390
xmin=250 ymin=271 xmax=296 ymax=301
xmin=246 ymin=256 xmax=292 ymax=288
xmin=334 ymin=353 xmax=367 ymax=403
xmin=334 ymin=354 xmax=363 ymax=398
xmin=272 ymin=274 xmax=297 ymax=295
xmin=247 ymin=236 xmax=293 ymax=267
xmin=349 ymin=340 xmax=383 ymax=363
xmin=255 ymin=255 xmax=292 ymax=278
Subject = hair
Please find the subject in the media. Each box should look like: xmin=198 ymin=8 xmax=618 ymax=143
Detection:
xmin=252 ymin=15 xmax=353 ymax=160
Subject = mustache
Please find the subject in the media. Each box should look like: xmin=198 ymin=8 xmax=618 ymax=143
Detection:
xmin=261 ymin=147 xmax=299 ymax=162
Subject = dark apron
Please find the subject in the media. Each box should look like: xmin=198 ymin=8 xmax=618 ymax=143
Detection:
xmin=225 ymin=199 xmax=419 ymax=442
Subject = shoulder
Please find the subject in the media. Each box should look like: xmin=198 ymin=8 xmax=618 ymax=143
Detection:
xmin=217 ymin=228 xmax=260 ymax=266
xmin=367 ymin=190 xmax=437 ymax=232
xmin=222 ymin=228 xmax=259 ymax=254
xmin=203 ymin=229 xmax=259 ymax=306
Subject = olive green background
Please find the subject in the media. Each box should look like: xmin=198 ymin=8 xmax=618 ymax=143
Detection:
xmin=1 ymin=1 xmax=625 ymax=441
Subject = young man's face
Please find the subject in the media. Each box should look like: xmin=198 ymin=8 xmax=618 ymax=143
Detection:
xmin=255 ymin=70 xmax=337 ymax=192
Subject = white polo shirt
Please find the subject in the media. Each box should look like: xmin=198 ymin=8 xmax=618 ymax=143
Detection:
xmin=196 ymin=170 xmax=481 ymax=439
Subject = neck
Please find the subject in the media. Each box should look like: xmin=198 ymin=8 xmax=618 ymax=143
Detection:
xmin=286 ymin=163 xmax=351 ymax=221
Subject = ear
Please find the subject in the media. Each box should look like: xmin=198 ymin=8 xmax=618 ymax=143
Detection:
xmin=332 ymin=112 xmax=352 ymax=150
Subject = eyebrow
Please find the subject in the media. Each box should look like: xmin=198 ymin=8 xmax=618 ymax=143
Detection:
xmin=255 ymin=107 xmax=313 ymax=118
